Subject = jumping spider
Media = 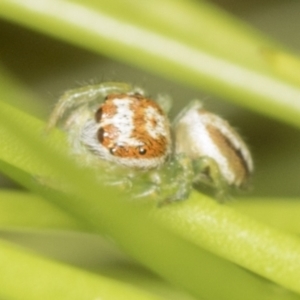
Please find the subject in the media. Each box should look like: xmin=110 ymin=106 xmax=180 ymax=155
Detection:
xmin=47 ymin=82 xmax=253 ymax=203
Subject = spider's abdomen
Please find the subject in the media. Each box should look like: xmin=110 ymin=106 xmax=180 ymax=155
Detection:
xmin=174 ymin=101 xmax=253 ymax=188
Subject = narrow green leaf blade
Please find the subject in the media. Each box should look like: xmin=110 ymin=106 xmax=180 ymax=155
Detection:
xmin=1 ymin=0 xmax=300 ymax=128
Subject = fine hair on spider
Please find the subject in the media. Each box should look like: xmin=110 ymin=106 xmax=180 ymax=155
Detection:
xmin=47 ymin=82 xmax=253 ymax=203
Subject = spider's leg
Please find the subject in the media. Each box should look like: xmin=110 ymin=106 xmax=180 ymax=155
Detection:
xmin=143 ymin=154 xmax=194 ymax=204
xmin=121 ymin=154 xmax=193 ymax=204
xmin=164 ymin=154 xmax=194 ymax=202
xmin=192 ymin=156 xmax=230 ymax=201
xmin=46 ymin=82 xmax=133 ymax=131
xmin=155 ymin=94 xmax=173 ymax=114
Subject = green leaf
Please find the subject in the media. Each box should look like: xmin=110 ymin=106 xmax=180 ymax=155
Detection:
xmin=153 ymin=194 xmax=300 ymax=295
xmin=232 ymin=197 xmax=300 ymax=234
xmin=1 ymin=0 xmax=300 ymax=128
xmin=0 ymin=189 xmax=80 ymax=231
xmin=0 ymin=238 xmax=167 ymax=300
xmin=0 ymin=97 xmax=300 ymax=299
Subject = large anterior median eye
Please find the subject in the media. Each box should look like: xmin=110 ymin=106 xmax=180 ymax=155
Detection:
xmin=97 ymin=127 xmax=105 ymax=144
xmin=95 ymin=107 xmax=103 ymax=123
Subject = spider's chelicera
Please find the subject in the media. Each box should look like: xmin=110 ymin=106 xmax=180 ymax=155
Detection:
xmin=47 ymin=82 xmax=253 ymax=203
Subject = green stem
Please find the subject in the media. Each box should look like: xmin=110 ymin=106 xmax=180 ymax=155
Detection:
xmin=1 ymin=0 xmax=300 ymax=127
xmin=153 ymin=194 xmax=300 ymax=294
xmin=0 ymin=101 xmax=300 ymax=299
xmin=0 ymin=189 xmax=80 ymax=231
xmin=0 ymin=238 xmax=166 ymax=300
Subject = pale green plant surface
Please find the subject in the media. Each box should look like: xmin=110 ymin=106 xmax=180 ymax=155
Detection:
xmin=0 ymin=238 xmax=170 ymax=300
xmin=1 ymin=1 xmax=300 ymax=300
xmin=1 ymin=0 xmax=300 ymax=127
xmin=0 ymin=81 xmax=300 ymax=300
xmin=0 ymin=189 xmax=81 ymax=231
xmin=2 ymin=190 xmax=300 ymax=235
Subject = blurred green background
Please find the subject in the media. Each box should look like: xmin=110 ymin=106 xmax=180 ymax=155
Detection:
xmin=1 ymin=1 xmax=300 ymax=299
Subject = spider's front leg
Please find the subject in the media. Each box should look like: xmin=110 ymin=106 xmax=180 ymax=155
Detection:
xmin=46 ymin=82 xmax=136 ymax=131
xmin=192 ymin=156 xmax=230 ymax=201
xmin=130 ymin=154 xmax=195 ymax=205
xmin=161 ymin=154 xmax=195 ymax=203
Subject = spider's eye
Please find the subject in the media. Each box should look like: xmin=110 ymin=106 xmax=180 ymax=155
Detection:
xmin=109 ymin=147 xmax=116 ymax=155
xmin=95 ymin=107 xmax=103 ymax=123
xmin=138 ymin=146 xmax=147 ymax=155
xmin=97 ymin=127 xmax=105 ymax=143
